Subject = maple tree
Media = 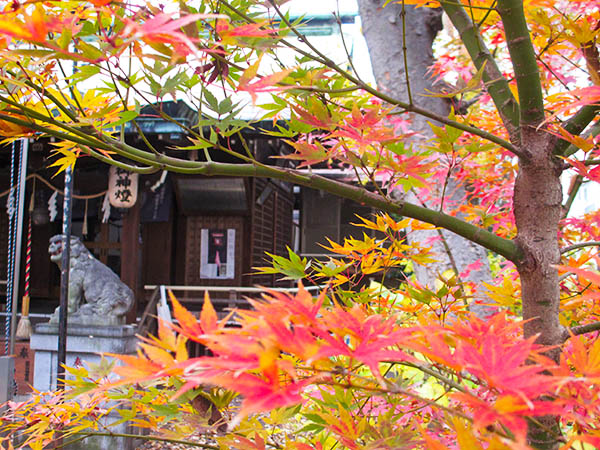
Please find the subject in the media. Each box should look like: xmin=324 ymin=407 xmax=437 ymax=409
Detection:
xmin=0 ymin=0 xmax=599 ymax=449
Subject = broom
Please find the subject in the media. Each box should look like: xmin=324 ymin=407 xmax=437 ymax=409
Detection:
xmin=16 ymin=192 xmax=33 ymax=340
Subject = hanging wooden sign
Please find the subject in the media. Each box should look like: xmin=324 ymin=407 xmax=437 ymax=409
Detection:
xmin=108 ymin=166 xmax=138 ymax=208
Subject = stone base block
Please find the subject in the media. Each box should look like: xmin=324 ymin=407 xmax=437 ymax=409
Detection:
xmin=0 ymin=339 xmax=34 ymax=395
xmin=30 ymin=323 xmax=137 ymax=391
xmin=30 ymin=324 xmax=139 ymax=450
xmin=0 ymin=356 xmax=14 ymax=403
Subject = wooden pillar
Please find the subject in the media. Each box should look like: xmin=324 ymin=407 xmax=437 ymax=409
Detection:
xmin=248 ymin=179 xmax=256 ymax=287
xmin=229 ymin=289 xmax=236 ymax=310
xmin=272 ymin=191 xmax=278 ymax=287
xmin=121 ymin=201 xmax=141 ymax=324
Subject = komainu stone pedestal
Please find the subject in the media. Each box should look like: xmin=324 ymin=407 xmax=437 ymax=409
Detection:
xmin=0 ymin=356 xmax=14 ymax=402
xmin=30 ymin=324 xmax=140 ymax=450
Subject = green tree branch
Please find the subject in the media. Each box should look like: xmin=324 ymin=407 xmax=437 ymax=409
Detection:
xmin=442 ymin=1 xmax=521 ymax=141
xmin=0 ymin=110 xmax=520 ymax=261
xmin=563 ymin=321 xmax=600 ymax=342
xmin=497 ymin=0 xmax=545 ymax=127
xmin=562 ymin=174 xmax=583 ymax=218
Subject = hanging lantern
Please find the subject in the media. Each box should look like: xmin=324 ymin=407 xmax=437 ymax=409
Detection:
xmin=32 ymin=188 xmax=48 ymax=226
xmin=107 ymin=166 xmax=138 ymax=208
xmin=32 ymin=203 xmax=48 ymax=226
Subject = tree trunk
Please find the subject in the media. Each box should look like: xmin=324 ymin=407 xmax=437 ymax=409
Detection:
xmin=514 ymin=130 xmax=563 ymax=351
xmin=357 ymin=0 xmax=493 ymax=315
xmin=514 ymin=129 xmax=563 ymax=449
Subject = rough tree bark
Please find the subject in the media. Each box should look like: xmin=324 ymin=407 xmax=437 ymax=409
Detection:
xmin=513 ymin=130 xmax=563 ymax=450
xmin=514 ymin=131 xmax=563 ymax=354
xmin=357 ymin=0 xmax=493 ymax=315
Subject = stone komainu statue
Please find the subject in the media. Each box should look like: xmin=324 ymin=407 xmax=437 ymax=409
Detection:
xmin=48 ymin=234 xmax=134 ymax=326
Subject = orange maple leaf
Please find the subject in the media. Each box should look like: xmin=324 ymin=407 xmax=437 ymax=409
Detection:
xmin=168 ymin=291 xmax=204 ymax=341
xmin=280 ymin=140 xmax=330 ymax=167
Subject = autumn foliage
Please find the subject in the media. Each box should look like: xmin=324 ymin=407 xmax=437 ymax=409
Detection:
xmin=4 ymin=269 xmax=600 ymax=449
xmin=0 ymin=0 xmax=599 ymax=449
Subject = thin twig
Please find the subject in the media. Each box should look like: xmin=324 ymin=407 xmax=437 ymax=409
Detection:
xmin=562 ymin=175 xmax=583 ymax=218
xmin=412 ymin=189 xmax=465 ymax=286
xmin=400 ymin=1 xmax=413 ymax=105
xmin=61 ymin=431 xmax=220 ymax=449
xmin=558 ymin=272 xmax=573 ymax=282
xmin=560 ymin=241 xmax=600 ymax=254
xmin=400 ymin=361 xmax=467 ymax=393
xmin=104 ymin=60 xmax=161 ymax=156
xmin=475 ymin=0 xmax=497 ymax=27
xmin=56 ymin=60 xmax=87 ymax=117
xmin=334 ymin=8 xmax=362 ymax=83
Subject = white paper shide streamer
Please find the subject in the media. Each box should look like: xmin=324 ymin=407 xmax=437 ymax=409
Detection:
xmin=47 ymin=191 xmax=58 ymax=222
xmin=101 ymin=192 xmax=111 ymax=223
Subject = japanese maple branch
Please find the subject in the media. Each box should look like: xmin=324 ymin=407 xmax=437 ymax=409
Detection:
xmin=2 ymin=90 xmax=249 ymax=170
xmin=0 ymin=108 xmax=177 ymax=172
xmin=442 ymin=1 xmax=520 ymax=140
xmin=560 ymin=241 xmax=600 ymax=254
xmin=0 ymin=108 xmax=521 ymax=261
xmin=558 ymin=272 xmax=572 ymax=282
xmin=412 ymin=188 xmax=465 ymax=285
xmin=0 ymin=79 xmax=524 ymax=264
xmin=497 ymin=0 xmax=545 ymax=127
xmin=400 ymin=1 xmax=414 ymax=105
xmin=62 ymin=431 xmax=219 ymax=449
xmin=562 ymin=322 xmax=600 ymax=342
xmin=334 ymin=12 xmax=364 ymax=84
xmin=562 ymin=174 xmax=583 ymax=218
xmin=273 ymin=0 xmax=518 ymax=152
xmin=166 ymin=162 xmax=522 ymax=261
xmin=324 ymin=380 xmax=473 ymax=422
xmin=400 ymin=361 xmax=467 ymax=393
xmin=0 ymin=113 xmax=156 ymax=175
